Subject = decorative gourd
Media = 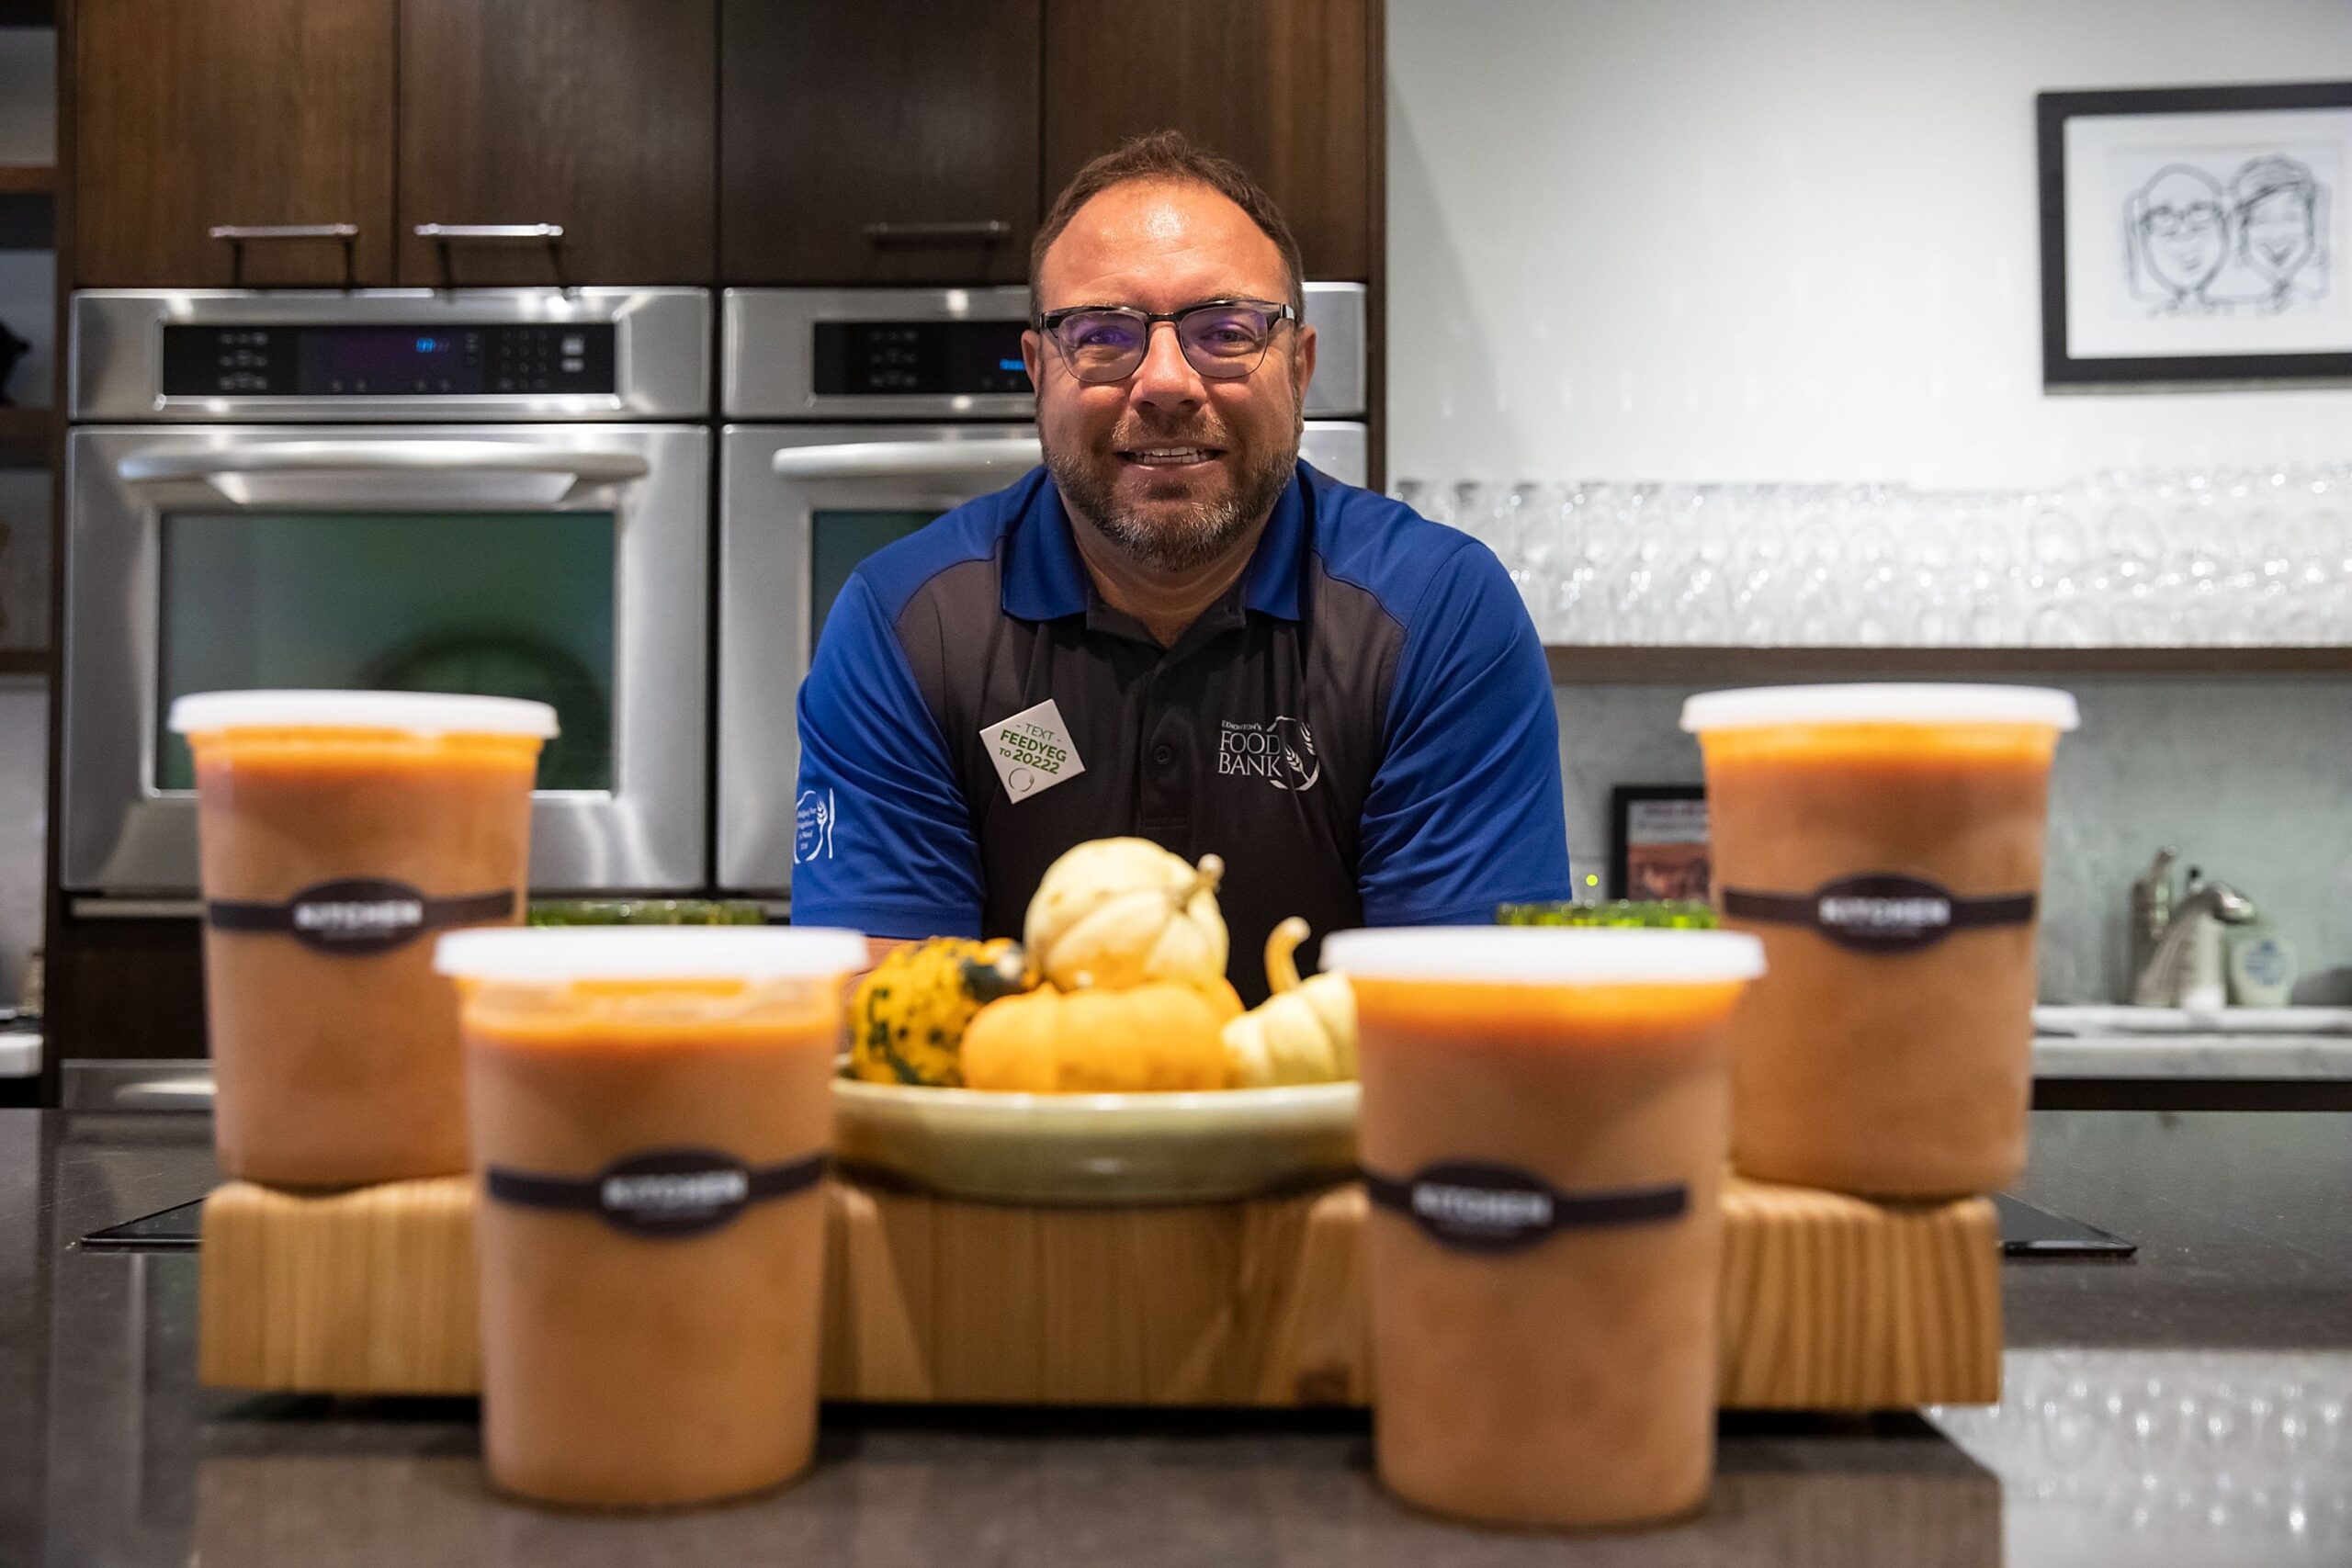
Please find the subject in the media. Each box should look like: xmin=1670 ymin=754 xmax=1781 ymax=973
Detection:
xmin=848 ymin=938 xmax=1031 ymax=1087
xmin=1200 ymin=976 xmax=1245 ymax=1025
xmin=1221 ymin=918 xmax=1359 ymax=1087
xmin=1023 ymin=838 xmax=1229 ymax=993
xmin=960 ymin=983 xmax=1229 ymax=1093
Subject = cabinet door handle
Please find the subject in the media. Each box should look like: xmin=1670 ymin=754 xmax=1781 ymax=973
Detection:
xmin=208 ymin=223 xmax=361 ymax=288
xmin=861 ymin=220 xmax=1013 ymax=243
xmin=413 ymin=224 xmax=569 ymax=288
xmin=412 ymin=223 xmax=567 ymax=241
xmin=208 ymin=223 xmax=361 ymax=241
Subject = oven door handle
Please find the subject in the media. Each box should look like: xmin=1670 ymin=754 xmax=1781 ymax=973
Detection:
xmin=768 ymin=437 xmax=1043 ymax=481
xmin=115 ymin=442 xmax=650 ymax=506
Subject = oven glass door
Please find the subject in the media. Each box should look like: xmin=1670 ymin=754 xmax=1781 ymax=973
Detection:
xmin=154 ymin=508 xmax=616 ymax=792
xmin=63 ymin=425 xmax=709 ymax=894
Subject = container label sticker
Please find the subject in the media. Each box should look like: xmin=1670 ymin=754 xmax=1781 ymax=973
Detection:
xmin=1721 ymin=874 xmax=2037 ymax=955
xmin=1361 ymin=1161 xmax=1689 ymax=1255
xmin=485 ymin=1147 xmax=831 ymax=1239
xmin=980 ymin=698 xmax=1086 ymax=803
xmin=206 ymin=878 xmax=516 ymax=956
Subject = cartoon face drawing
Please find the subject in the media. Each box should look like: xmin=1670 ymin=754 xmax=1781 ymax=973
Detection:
xmin=2130 ymin=165 xmax=2230 ymax=302
xmin=2231 ymin=155 xmax=2321 ymax=286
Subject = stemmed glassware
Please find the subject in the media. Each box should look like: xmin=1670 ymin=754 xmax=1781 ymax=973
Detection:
xmin=1388 ymin=467 xmax=2352 ymax=649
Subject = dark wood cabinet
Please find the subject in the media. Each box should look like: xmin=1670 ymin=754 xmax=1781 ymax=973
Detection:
xmin=1042 ymin=0 xmax=1375 ymax=281
xmin=74 ymin=0 xmax=398 ymax=288
xmin=397 ymin=0 xmax=717 ymax=286
xmin=720 ymin=0 xmax=1041 ymax=285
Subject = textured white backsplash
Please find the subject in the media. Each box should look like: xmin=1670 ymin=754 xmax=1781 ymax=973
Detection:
xmin=1555 ymin=677 xmax=2352 ymax=1005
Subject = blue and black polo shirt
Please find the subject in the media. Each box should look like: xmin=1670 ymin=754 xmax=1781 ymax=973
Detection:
xmin=791 ymin=460 xmax=1574 ymax=1003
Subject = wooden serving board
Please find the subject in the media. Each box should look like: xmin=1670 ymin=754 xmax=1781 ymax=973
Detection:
xmin=198 ymin=1174 xmax=2001 ymax=1410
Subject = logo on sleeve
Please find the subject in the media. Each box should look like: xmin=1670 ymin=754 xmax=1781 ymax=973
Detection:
xmin=980 ymin=698 xmax=1086 ymax=803
xmin=794 ymin=788 xmax=836 ymax=863
xmin=1219 ymin=716 xmax=1319 ymax=792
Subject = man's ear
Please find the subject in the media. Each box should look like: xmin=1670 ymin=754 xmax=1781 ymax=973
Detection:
xmin=1291 ymin=321 xmax=1317 ymax=406
xmin=1022 ymin=328 xmax=1046 ymax=391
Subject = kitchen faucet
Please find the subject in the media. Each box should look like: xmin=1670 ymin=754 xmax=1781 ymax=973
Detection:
xmin=2131 ymin=876 xmax=2257 ymax=1008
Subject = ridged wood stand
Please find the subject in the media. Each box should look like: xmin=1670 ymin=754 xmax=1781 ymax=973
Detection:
xmin=198 ymin=1174 xmax=2002 ymax=1410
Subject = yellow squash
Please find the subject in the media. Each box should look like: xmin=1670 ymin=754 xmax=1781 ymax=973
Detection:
xmin=960 ymin=982 xmax=1229 ymax=1094
xmin=1222 ymin=918 xmax=1358 ymax=1087
xmin=848 ymin=937 xmax=1031 ymax=1087
xmin=1023 ymin=838 xmax=1229 ymax=993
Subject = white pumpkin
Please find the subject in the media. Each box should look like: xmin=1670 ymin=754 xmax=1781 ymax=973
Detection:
xmin=1023 ymin=838 xmax=1229 ymax=992
xmin=1222 ymin=918 xmax=1359 ymax=1087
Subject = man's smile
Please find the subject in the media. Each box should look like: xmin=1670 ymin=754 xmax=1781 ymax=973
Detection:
xmin=1117 ymin=444 xmax=1227 ymax=470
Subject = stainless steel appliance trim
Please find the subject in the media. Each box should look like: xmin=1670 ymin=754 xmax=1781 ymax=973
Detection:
xmin=715 ymin=419 xmax=1368 ymax=893
xmin=61 ymin=1059 xmax=216 ymax=1111
xmin=0 ymin=1030 xmax=38 ymax=1079
xmin=769 ymin=436 xmax=1042 ymax=480
xmin=721 ymin=286 xmax=1038 ymax=420
xmin=720 ymin=283 xmax=1368 ymax=421
xmin=69 ymin=288 xmax=711 ymax=422
xmin=68 ymin=897 xmax=200 ymax=918
xmin=62 ymin=423 xmax=711 ymax=893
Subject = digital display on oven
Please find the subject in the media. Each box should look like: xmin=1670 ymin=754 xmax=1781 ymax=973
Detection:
xmin=160 ymin=323 xmax=617 ymax=397
xmin=811 ymin=321 xmax=1033 ymax=397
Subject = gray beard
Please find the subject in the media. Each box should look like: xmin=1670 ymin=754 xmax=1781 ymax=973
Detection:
xmin=1046 ymin=436 xmax=1299 ymax=573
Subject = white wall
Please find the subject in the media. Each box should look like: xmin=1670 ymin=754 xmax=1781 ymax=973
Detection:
xmin=1389 ymin=0 xmax=2352 ymax=1001
xmin=1388 ymin=0 xmax=2352 ymax=488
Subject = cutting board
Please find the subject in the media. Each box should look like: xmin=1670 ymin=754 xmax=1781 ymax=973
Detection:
xmin=197 ymin=1171 xmax=2000 ymax=1410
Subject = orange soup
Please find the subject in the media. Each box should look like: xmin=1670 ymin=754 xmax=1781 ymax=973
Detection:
xmin=175 ymin=693 xmax=550 ymax=1189
xmin=438 ymin=928 xmax=862 ymax=1510
xmin=1688 ymin=686 xmax=2075 ymax=1200
xmin=1327 ymin=928 xmax=1762 ymax=1530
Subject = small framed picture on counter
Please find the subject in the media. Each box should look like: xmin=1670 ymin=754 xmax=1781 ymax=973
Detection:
xmin=1608 ymin=785 xmax=1710 ymax=903
xmin=2039 ymin=80 xmax=2352 ymax=389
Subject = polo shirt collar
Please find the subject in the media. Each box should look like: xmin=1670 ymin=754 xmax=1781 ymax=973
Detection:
xmin=1001 ymin=462 xmax=1311 ymax=625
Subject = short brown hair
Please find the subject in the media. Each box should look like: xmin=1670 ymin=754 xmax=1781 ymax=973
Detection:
xmin=1031 ymin=130 xmax=1306 ymax=320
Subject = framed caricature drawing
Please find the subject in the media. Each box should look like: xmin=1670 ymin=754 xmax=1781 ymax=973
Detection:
xmin=2039 ymin=80 xmax=2352 ymax=389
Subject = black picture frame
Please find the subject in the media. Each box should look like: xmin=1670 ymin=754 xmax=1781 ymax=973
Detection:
xmin=2038 ymin=79 xmax=2352 ymax=390
xmin=1607 ymin=784 xmax=1708 ymax=903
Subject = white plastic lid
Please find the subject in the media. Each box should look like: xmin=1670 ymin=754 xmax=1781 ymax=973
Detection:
xmin=1679 ymin=683 xmax=2079 ymax=734
xmin=435 ymin=926 xmax=867 ymax=984
xmin=168 ymin=690 xmax=560 ymax=739
xmin=1321 ymin=926 xmax=1765 ymax=986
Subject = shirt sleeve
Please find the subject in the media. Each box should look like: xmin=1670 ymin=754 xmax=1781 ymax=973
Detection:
xmin=1356 ymin=537 xmax=1575 ymax=924
xmin=790 ymin=572 xmax=986 ymax=939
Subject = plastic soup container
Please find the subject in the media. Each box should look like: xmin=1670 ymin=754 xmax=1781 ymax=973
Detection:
xmin=1683 ymin=684 xmax=2078 ymax=1199
xmin=435 ymin=926 xmax=864 ymax=1509
xmin=172 ymin=690 xmax=552 ymax=1188
xmin=1325 ymin=926 xmax=1765 ymax=1530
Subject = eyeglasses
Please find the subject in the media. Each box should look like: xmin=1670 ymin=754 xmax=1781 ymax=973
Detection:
xmin=1036 ymin=298 xmax=1298 ymax=385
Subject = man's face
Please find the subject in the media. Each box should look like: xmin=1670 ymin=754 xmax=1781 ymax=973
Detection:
xmin=1023 ymin=180 xmax=1317 ymax=572
xmin=2241 ymin=186 xmax=2317 ymax=282
xmin=2136 ymin=173 xmax=2228 ymax=296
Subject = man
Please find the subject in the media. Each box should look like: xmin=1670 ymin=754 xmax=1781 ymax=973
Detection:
xmin=793 ymin=131 xmax=1571 ymax=1000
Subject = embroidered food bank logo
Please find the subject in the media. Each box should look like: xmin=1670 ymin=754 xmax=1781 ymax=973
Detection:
xmin=794 ymin=787 xmax=835 ymax=863
xmin=1220 ymin=716 xmax=1319 ymax=791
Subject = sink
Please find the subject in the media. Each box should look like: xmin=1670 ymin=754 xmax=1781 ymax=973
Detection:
xmin=2033 ymin=1004 xmax=2352 ymax=1037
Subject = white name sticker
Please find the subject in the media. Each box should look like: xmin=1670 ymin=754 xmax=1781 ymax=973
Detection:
xmin=980 ymin=698 xmax=1086 ymax=803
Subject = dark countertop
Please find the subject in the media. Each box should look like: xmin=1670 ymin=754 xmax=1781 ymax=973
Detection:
xmin=4 ymin=1109 xmax=2348 ymax=1567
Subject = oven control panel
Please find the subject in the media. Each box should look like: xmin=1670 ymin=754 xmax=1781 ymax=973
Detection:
xmin=811 ymin=320 xmax=1032 ymax=397
xmin=160 ymin=322 xmax=619 ymax=397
